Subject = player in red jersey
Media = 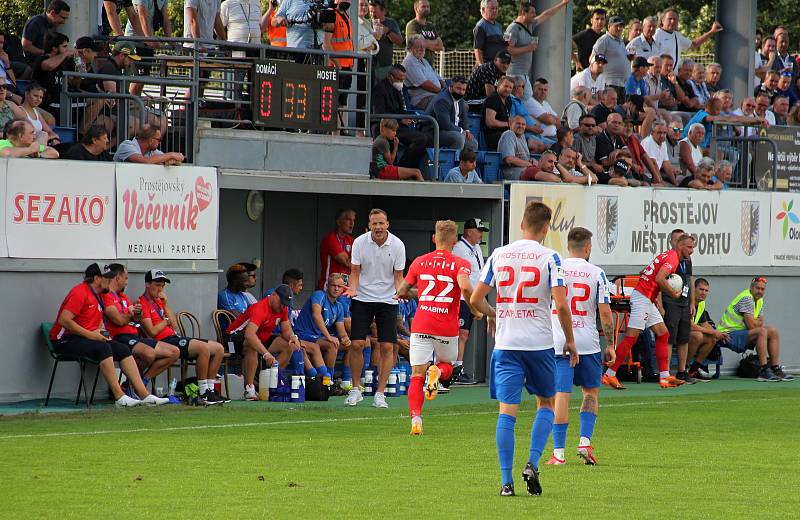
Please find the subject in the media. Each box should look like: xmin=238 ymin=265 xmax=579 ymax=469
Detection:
xmin=603 ymin=234 xmax=695 ymax=389
xmin=396 ymin=220 xmax=485 ymax=435
xmin=317 ymin=209 xmax=356 ymax=289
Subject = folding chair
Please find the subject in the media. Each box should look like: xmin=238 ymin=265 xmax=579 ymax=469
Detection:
xmin=175 ymin=310 xmax=231 ymax=395
xmin=610 ymin=276 xmax=642 ymax=383
xmin=42 ymin=322 xmax=102 ymax=407
xmin=212 ymin=309 xmax=239 ymax=398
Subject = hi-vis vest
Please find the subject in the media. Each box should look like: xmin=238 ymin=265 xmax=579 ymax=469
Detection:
xmin=693 ymin=300 xmax=705 ymax=325
xmin=266 ymin=11 xmax=287 ymax=47
xmin=718 ymin=290 xmax=763 ymax=333
xmin=330 ymin=10 xmax=353 ymax=68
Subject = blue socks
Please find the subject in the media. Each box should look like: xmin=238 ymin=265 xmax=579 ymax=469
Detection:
xmin=552 ymin=422 xmax=568 ymax=450
xmin=316 ymin=365 xmax=330 ymax=378
xmin=529 ymin=407 xmax=555 ymax=470
xmin=579 ymin=411 xmax=597 ymax=440
xmin=342 ymin=365 xmax=352 ymax=381
xmin=496 ymin=414 xmax=517 ymax=485
xmin=305 ymin=366 xmax=318 ymax=378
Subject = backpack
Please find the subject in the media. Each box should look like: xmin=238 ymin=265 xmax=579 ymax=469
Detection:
xmin=736 ymin=353 xmax=761 ymax=378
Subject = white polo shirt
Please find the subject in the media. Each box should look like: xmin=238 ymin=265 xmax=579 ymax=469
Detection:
xmin=452 ymin=237 xmax=483 ymax=301
xmin=640 ymin=135 xmax=669 ymax=170
xmin=351 ymin=231 xmax=406 ymax=304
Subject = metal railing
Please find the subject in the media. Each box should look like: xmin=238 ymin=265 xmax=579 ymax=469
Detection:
xmin=710 ymin=121 xmax=779 ymax=190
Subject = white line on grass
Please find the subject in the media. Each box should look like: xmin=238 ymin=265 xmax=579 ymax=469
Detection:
xmin=0 ymin=396 xmax=788 ymax=441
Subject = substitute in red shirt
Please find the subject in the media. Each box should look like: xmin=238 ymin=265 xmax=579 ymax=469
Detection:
xmin=227 ymin=291 xmax=291 ymax=342
xmin=317 ymin=209 xmax=356 ymax=289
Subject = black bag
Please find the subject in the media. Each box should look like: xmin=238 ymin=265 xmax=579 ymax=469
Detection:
xmin=304 ymin=376 xmax=331 ymax=401
xmin=736 ymin=353 xmax=761 ymax=378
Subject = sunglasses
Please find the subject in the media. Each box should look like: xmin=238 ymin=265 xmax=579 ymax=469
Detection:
xmin=582 ymin=123 xmax=596 ymax=128
xmin=752 ymin=276 xmax=767 ymax=284
xmin=0 ymin=85 xmax=6 ymax=91
xmin=672 ymin=127 xmax=682 ymax=132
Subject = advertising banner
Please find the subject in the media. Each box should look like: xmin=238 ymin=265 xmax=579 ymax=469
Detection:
xmin=770 ymin=192 xmax=800 ymax=266
xmin=0 ymin=161 xmax=7 ymax=257
xmin=5 ymin=159 xmax=116 ymax=258
xmin=115 ymin=164 xmax=218 ymax=259
xmin=754 ymin=126 xmax=800 ymax=192
xmin=509 ymin=183 xmax=586 ymax=253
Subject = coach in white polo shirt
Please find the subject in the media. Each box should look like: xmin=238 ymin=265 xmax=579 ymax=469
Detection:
xmin=344 ymin=208 xmax=406 ymax=408
xmin=450 ymin=218 xmax=488 ymax=385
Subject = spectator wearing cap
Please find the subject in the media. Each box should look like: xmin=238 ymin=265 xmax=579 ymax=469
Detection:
xmin=0 ymin=120 xmax=58 ymax=158
xmin=102 ymin=263 xmax=180 ymax=394
xmin=367 ymin=0 xmax=402 ymax=82
xmin=573 ymin=7 xmax=606 ymax=70
xmin=481 ymin=75 xmax=514 ymax=152
xmin=525 ymin=77 xmax=559 ymax=139
xmin=473 ymin=0 xmax=505 ymax=66
xmin=402 ymin=35 xmax=444 ymax=109
xmin=113 ymin=123 xmax=185 ymax=165
xmin=465 ymin=51 xmax=511 ymax=103
xmin=218 ymin=263 xmax=259 ymax=314
xmin=626 ymin=15 xmax=658 ymax=59
xmin=22 ymin=0 xmax=70 ymax=61
xmin=63 ymin=125 xmax=113 ymax=161
xmin=424 ymin=76 xmax=479 ymax=153
xmin=443 ymin=149 xmax=482 ymax=183
xmin=138 ymin=269 xmax=229 ymax=405
xmin=226 ymin=284 xmax=302 ymax=400
xmin=405 ymin=0 xmax=443 ymax=65
xmin=49 ymin=263 xmax=169 ymax=408
xmin=73 ymin=36 xmax=102 ymax=94
xmin=94 ymin=40 xmax=140 ymax=98
xmin=625 ymin=56 xmax=650 ymax=97
xmin=653 ymin=9 xmax=722 ymax=72
xmin=592 ymin=15 xmax=629 ymax=99
xmin=318 ymin=209 xmax=356 ymax=290
xmin=570 ymin=53 xmax=607 ymax=101
xmin=343 ymin=208 xmax=406 ymax=408
xmin=504 ymin=0 xmax=569 ymax=99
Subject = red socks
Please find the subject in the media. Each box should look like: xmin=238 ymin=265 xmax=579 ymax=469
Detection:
xmin=408 ymin=375 xmax=424 ymax=418
xmin=436 ymin=362 xmax=453 ymax=382
xmin=655 ymin=332 xmax=670 ymax=373
xmin=610 ymin=335 xmax=637 ymax=372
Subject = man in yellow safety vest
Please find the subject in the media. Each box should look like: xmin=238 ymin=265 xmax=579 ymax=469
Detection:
xmin=685 ymin=277 xmax=728 ymax=381
xmin=718 ymin=277 xmax=792 ymax=381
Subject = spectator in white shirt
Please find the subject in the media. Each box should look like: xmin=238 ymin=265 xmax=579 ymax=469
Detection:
xmin=626 ymin=15 xmax=658 ymax=58
xmin=524 ymin=77 xmax=559 ymax=138
xmin=570 ymin=53 xmax=607 ymax=101
xmin=640 ymin=119 xmax=678 ymax=185
xmin=653 ymin=9 xmax=722 ymax=72
xmin=402 ymin=34 xmax=444 ymax=109
xmin=220 ymin=0 xmax=262 ymax=44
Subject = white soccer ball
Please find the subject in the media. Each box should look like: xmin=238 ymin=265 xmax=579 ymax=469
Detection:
xmin=666 ymin=274 xmax=683 ymax=294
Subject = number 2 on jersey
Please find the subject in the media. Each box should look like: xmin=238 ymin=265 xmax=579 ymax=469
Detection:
xmin=551 ymin=282 xmax=591 ymax=316
xmin=497 ymin=265 xmax=541 ymax=304
xmin=419 ymin=274 xmax=454 ymax=303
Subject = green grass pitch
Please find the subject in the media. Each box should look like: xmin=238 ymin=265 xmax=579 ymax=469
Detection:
xmin=2 ymin=380 xmax=798 ymax=519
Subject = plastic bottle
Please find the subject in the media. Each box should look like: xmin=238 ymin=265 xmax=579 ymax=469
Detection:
xmin=269 ymin=362 xmax=279 ymax=391
xmin=387 ymin=369 xmax=398 ymax=396
xmin=168 ymin=377 xmax=177 ymax=396
xmin=364 ymin=369 xmax=374 ymax=396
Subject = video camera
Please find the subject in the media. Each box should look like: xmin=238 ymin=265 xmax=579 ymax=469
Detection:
xmin=305 ymin=0 xmax=338 ymax=28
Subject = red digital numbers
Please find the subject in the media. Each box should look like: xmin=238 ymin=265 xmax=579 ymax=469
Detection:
xmin=321 ymin=85 xmax=334 ymax=122
xmin=283 ymin=81 xmax=308 ymax=121
xmin=259 ymin=80 xmax=272 ymax=118
xmin=496 ymin=265 xmax=541 ymax=304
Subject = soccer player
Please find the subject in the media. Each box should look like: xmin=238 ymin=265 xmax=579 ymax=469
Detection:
xmin=602 ymin=234 xmax=695 ymax=390
xmin=471 ymin=201 xmax=577 ymax=497
xmin=546 ymin=228 xmax=616 ymax=466
xmin=395 ymin=220 xmax=482 ymax=435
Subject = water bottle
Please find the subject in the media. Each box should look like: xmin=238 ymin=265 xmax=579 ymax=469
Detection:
xmin=364 ymin=369 xmax=374 ymax=396
xmin=387 ymin=369 xmax=398 ymax=396
xmin=168 ymin=377 xmax=177 ymax=396
xmin=290 ymin=375 xmax=302 ymax=402
xmin=398 ymin=368 xmax=407 ymax=395
xmin=269 ymin=362 xmax=279 ymax=392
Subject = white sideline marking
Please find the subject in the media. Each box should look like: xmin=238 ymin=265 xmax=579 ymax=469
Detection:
xmin=0 ymin=396 xmax=787 ymax=441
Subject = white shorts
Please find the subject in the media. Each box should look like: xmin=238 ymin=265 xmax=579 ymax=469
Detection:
xmin=628 ymin=289 xmax=664 ymax=330
xmin=409 ymin=333 xmax=458 ymax=366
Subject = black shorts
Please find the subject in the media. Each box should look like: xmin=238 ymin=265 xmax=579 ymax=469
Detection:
xmin=226 ymin=331 xmax=276 ymax=357
xmin=663 ymin=303 xmax=691 ymax=345
xmin=114 ymin=333 xmax=157 ymax=349
xmin=134 ymin=45 xmax=154 ymax=76
xmin=54 ymin=335 xmax=132 ymax=363
xmin=350 ymin=300 xmax=398 ymax=344
xmin=161 ymin=335 xmax=206 ymax=359
xmin=459 ymin=300 xmax=474 ymax=331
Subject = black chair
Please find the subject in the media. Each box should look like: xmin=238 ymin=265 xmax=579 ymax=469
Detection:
xmin=42 ymin=322 xmax=101 ymax=407
xmin=175 ymin=311 xmax=232 ymax=396
xmin=212 ymin=309 xmax=239 ymax=398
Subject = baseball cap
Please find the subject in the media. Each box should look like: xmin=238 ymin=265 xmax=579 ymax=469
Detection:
xmin=464 ymin=218 xmax=490 ymax=232
xmin=85 ymin=263 xmax=115 ymax=279
xmin=112 ymin=41 xmax=141 ymax=61
xmin=608 ymin=16 xmax=624 ymax=25
xmin=495 ymin=51 xmax=512 ymax=64
xmin=632 ymin=56 xmax=650 ymax=68
xmin=613 ymin=159 xmax=630 ymax=176
xmin=75 ymin=36 xmax=101 ymax=51
xmin=273 ymin=284 xmax=293 ymax=306
xmin=237 ymin=262 xmax=258 ymax=272
xmin=591 ymin=54 xmax=608 ymax=64
xmin=145 ymin=269 xmax=171 ymax=283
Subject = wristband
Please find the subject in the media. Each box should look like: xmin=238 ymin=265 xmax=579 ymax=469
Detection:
xmin=39 ymin=144 xmax=46 ymax=153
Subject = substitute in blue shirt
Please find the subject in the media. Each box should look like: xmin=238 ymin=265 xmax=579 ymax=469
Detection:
xmin=218 ymin=263 xmax=258 ymax=314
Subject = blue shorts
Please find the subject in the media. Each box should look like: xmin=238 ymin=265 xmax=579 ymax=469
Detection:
xmin=296 ymin=330 xmax=322 ymax=343
xmin=724 ymin=329 xmax=753 ymax=354
xmin=555 ymin=352 xmax=602 ymax=393
xmin=490 ymin=348 xmax=555 ymax=404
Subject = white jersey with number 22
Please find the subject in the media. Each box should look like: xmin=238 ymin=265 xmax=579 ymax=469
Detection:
xmin=551 ymin=257 xmax=611 ymax=355
xmin=480 ymin=239 xmax=565 ymax=351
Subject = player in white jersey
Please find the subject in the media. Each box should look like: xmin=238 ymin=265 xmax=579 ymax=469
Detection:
xmin=546 ymin=227 xmax=616 ymax=466
xmin=471 ymin=201 xmax=577 ymax=497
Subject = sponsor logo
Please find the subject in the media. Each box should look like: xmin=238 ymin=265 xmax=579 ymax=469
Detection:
xmin=775 ymin=199 xmax=798 ymax=240
xmin=121 ymin=175 xmax=213 ymax=231
xmin=740 ymin=201 xmax=760 ymax=255
xmin=596 ymin=195 xmax=618 ymax=254
xmin=12 ymin=193 xmax=109 ymax=225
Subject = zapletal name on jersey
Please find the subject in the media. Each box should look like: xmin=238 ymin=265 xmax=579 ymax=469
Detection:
xmin=480 ymin=239 xmax=565 ymax=351
xmin=551 ymin=258 xmax=611 ymax=355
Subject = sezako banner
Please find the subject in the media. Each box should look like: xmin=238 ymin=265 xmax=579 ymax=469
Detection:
xmin=115 ymin=164 xmax=218 ymax=259
xmin=5 ymin=159 xmax=116 ymax=258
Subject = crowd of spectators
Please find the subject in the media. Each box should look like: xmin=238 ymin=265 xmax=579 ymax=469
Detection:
xmin=1 ymin=1 xmax=799 ymax=189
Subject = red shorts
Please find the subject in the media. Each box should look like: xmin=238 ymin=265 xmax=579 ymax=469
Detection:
xmin=378 ymin=165 xmax=400 ymax=180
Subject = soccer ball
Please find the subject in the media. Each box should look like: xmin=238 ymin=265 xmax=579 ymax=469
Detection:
xmin=666 ymin=274 xmax=683 ymax=295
